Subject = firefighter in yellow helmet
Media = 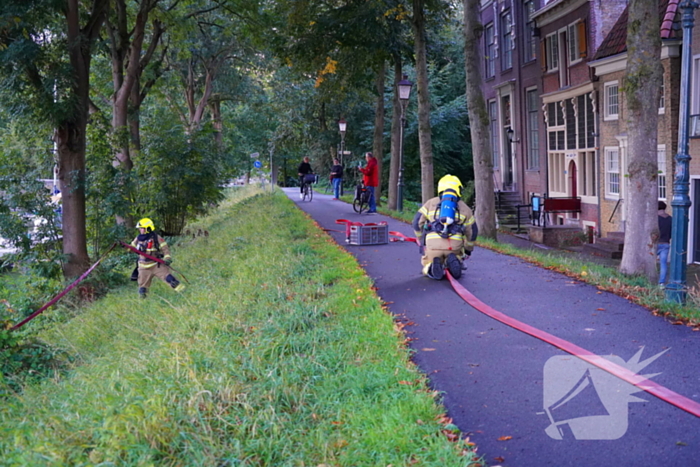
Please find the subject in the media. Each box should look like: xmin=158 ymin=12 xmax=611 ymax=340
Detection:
xmin=131 ymin=218 xmax=185 ymax=298
xmin=412 ymin=175 xmax=478 ymax=279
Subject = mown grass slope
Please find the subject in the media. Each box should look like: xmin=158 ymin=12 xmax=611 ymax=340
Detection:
xmin=0 ymin=187 xmax=476 ymax=466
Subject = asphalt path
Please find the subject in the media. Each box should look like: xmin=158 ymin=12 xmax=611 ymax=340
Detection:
xmin=283 ymin=187 xmax=700 ymax=467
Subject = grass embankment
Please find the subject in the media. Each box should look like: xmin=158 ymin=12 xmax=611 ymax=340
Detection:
xmin=0 ymin=186 xmax=476 ymax=466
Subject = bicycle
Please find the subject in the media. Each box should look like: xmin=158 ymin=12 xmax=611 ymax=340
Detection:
xmin=301 ymin=174 xmax=316 ymax=202
xmin=353 ymin=182 xmax=371 ymax=213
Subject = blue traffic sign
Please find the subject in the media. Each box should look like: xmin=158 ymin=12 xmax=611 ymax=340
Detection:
xmin=254 ymin=160 xmax=262 ymax=169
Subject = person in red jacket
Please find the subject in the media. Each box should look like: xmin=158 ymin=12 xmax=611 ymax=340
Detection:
xmin=358 ymin=152 xmax=378 ymax=213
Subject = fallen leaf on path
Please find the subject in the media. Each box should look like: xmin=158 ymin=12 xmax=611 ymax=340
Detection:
xmin=421 ymin=348 xmax=436 ymax=351
xmin=596 ymin=308 xmax=606 ymax=311
xmin=494 ymin=456 xmax=505 ymax=463
xmin=497 ymin=436 xmax=512 ymax=441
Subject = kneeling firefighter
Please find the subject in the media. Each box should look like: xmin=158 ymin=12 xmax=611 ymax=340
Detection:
xmin=412 ymin=175 xmax=478 ymax=280
xmin=131 ymin=218 xmax=185 ymax=298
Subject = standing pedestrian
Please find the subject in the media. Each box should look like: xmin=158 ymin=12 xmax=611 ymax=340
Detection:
xmin=330 ymin=158 xmax=344 ymax=200
xmin=131 ymin=218 xmax=185 ymax=298
xmin=657 ymin=201 xmax=672 ymax=285
xmin=358 ymin=152 xmax=378 ymax=213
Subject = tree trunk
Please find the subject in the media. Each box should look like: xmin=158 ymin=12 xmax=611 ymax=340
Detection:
xmin=56 ymin=122 xmax=90 ymax=279
xmin=413 ymin=0 xmax=435 ymax=203
xmin=108 ymin=0 xmax=163 ymax=227
xmin=463 ymin=0 xmax=496 ymax=240
xmin=59 ymin=0 xmax=108 ymax=278
xmin=373 ymin=62 xmax=386 ymax=204
xmin=619 ymin=0 xmax=662 ymax=281
xmin=129 ymin=79 xmax=142 ymax=152
xmin=210 ymin=98 xmax=223 ymax=149
xmin=387 ymin=57 xmax=403 ymax=210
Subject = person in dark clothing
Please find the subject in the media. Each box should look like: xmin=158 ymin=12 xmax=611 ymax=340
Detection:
xmin=330 ymin=158 xmax=344 ymax=200
xmin=297 ymin=157 xmax=313 ymax=197
xmin=658 ymin=201 xmax=672 ymax=285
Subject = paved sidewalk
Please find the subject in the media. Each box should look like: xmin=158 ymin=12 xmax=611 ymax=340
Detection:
xmin=284 ymin=188 xmax=700 ymax=467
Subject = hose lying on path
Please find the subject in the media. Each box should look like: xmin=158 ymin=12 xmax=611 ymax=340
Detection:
xmin=445 ymin=271 xmax=700 ymax=419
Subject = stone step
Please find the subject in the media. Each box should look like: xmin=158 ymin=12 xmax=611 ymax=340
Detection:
xmin=582 ymin=242 xmax=623 ymax=259
xmin=595 ymin=236 xmax=624 ymax=252
xmin=607 ymin=231 xmax=625 ymax=241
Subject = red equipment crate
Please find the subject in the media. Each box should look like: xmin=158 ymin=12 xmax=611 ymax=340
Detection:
xmin=349 ymin=222 xmax=389 ymax=245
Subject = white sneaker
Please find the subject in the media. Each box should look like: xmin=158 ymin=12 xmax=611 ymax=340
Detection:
xmin=299 ymin=193 xmax=303 ymax=199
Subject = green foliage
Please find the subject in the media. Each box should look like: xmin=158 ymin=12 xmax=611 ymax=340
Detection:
xmin=135 ymin=124 xmax=226 ymax=235
xmin=0 ymin=329 xmax=64 ymax=397
xmin=85 ymin=111 xmax=133 ymax=253
xmin=0 ymin=115 xmax=64 ymax=279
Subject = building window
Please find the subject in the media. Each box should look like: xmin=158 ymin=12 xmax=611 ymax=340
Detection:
xmin=659 ymin=82 xmax=665 ymax=114
xmin=692 ymin=55 xmax=700 ymax=115
xmin=605 ymin=147 xmax=620 ymax=198
xmin=501 ymin=11 xmax=513 ymax=71
xmin=581 ymin=151 xmax=596 ymax=197
xmin=577 ymin=93 xmax=596 ymax=149
xmin=604 ymin=82 xmax=619 ymax=120
xmin=524 ymin=1 xmax=537 ymax=62
xmin=566 ymin=99 xmax=576 ymax=150
xmin=567 ymin=22 xmax=583 ymax=65
xmin=547 ymin=101 xmax=565 ymax=151
xmin=526 ymin=89 xmax=539 ymax=169
xmin=548 ymin=152 xmax=565 ymax=193
xmin=546 ymin=33 xmax=559 ymax=71
xmin=485 ymin=23 xmax=496 ymax=79
xmin=658 ymin=145 xmax=667 ymax=200
xmin=489 ymin=100 xmax=499 ymax=169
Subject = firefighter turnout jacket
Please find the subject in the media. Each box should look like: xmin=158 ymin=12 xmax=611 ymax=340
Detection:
xmin=131 ymin=233 xmax=172 ymax=268
xmin=412 ymin=197 xmax=477 ymax=259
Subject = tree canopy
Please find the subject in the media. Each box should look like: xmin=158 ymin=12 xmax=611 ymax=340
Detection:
xmin=0 ymin=0 xmax=476 ymax=279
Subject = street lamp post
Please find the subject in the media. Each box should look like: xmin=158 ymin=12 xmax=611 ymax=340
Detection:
xmin=667 ymin=0 xmax=699 ymax=304
xmin=338 ymin=119 xmax=347 ymax=196
xmin=397 ymin=76 xmax=413 ymax=212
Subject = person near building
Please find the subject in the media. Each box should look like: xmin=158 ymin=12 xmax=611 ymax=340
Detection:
xmin=297 ymin=156 xmax=314 ymax=198
xmin=358 ymin=152 xmax=378 ymax=213
xmin=330 ymin=158 xmax=344 ymax=200
xmin=657 ymin=201 xmax=672 ymax=285
xmin=412 ymin=175 xmax=478 ymax=280
xmin=131 ymin=218 xmax=185 ymax=298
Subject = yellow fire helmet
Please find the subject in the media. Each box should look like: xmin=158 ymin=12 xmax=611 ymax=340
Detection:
xmin=437 ymin=174 xmax=462 ymax=197
xmin=136 ymin=218 xmax=155 ymax=232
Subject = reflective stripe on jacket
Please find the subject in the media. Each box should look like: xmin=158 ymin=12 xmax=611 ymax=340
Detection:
xmin=412 ymin=197 xmax=476 ymax=252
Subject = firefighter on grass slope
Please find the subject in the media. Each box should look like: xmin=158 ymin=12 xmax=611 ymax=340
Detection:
xmin=132 ymin=218 xmax=185 ymax=298
xmin=412 ymin=175 xmax=478 ymax=280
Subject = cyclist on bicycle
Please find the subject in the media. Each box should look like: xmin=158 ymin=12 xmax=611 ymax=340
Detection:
xmin=297 ymin=156 xmax=314 ymax=199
